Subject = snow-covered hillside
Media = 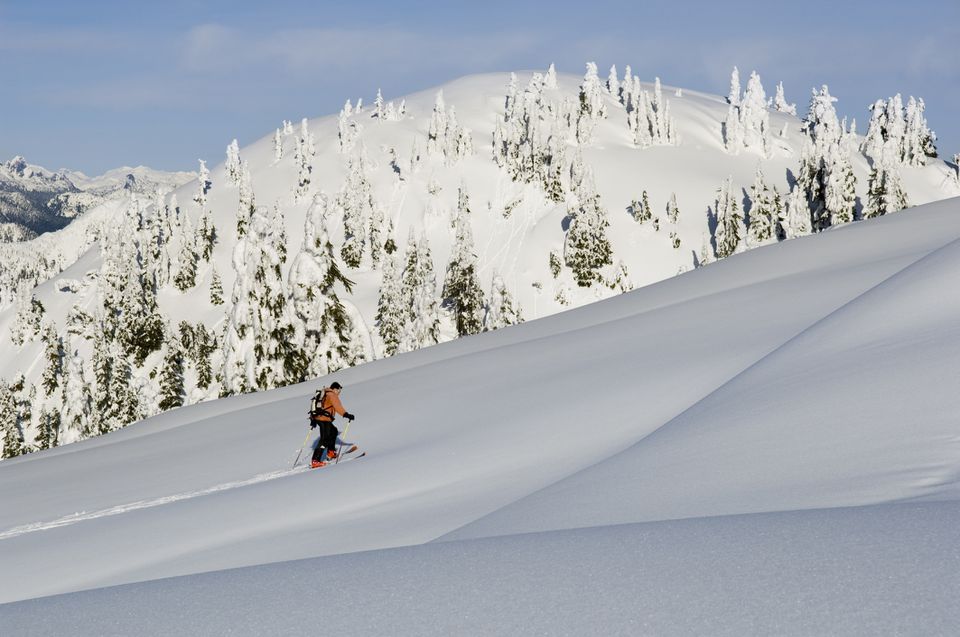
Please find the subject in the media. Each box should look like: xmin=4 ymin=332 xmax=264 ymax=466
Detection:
xmin=2 ymin=195 xmax=959 ymax=634
xmin=1 ymin=65 xmax=958 ymax=461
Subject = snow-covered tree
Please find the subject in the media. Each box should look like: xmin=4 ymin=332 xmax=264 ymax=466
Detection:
xmin=564 ymin=169 xmax=613 ymax=286
xmin=712 ymin=176 xmax=745 ymax=258
xmin=61 ymin=344 xmax=92 ymax=443
xmin=607 ymin=65 xmax=620 ymax=99
xmin=442 ymin=196 xmax=486 ymax=337
xmin=784 ymin=185 xmax=813 ymax=239
xmin=824 ymin=143 xmax=857 ymax=226
xmin=158 ymin=328 xmax=186 ymax=411
xmin=727 ymin=66 xmax=741 ymax=106
xmin=746 ymin=166 xmax=775 ymax=246
xmin=376 ymin=249 xmax=406 ymax=357
xmin=398 ymin=232 xmax=441 ymax=352
xmin=337 ymin=154 xmax=378 ymax=268
xmin=0 ymin=379 xmax=26 ymax=458
xmin=40 ymin=320 xmax=63 ymax=396
xmin=576 ymin=62 xmax=607 ymax=144
xmin=544 ymin=63 xmax=558 ymax=90
xmin=289 ymin=193 xmax=366 ymax=378
xmin=194 ymin=159 xmax=211 ymax=208
xmin=210 ymin=264 xmax=224 ymax=305
xmin=903 ymin=96 xmax=937 ymax=166
xmin=10 ymin=292 xmax=44 ymax=346
xmin=273 ymin=128 xmax=283 ymax=162
xmin=428 ymin=91 xmax=449 ymax=156
xmin=773 ymin=81 xmax=797 ymax=116
xmin=237 ymin=161 xmax=255 ymax=238
xmin=483 ymin=272 xmax=523 ymax=331
xmin=173 ymin=209 xmax=199 ymax=291
xmin=739 ymin=71 xmax=770 ymax=156
xmin=225 ymin=139 xmax=242 ymax=186
xmin=863 ymin=141 xmax=909 ymax=218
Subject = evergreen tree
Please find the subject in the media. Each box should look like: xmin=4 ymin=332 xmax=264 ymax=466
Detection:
xmin=158 ymin=328 xmax=186 ymax=411
xmin=0 ymin=380 xmax=25 ymax=459
xmin=746 ymin=166 xmax=775 ymax=246
xmin=784 ymin=186 xmax=813 ymax=238
xmin=740 ymin=71 xmax=770 ymax=156
xmin=564 ymin=170 xmax=613 ymax=286
xmin=237 ymin=161 xmax=255 ymax=238
xmin=442 ymin=197 xmax=486 ymax=337
xmin=376 ymin=249 xmax=406 ymax=357
xmin=483 ymin=272 xmax=523 ymax=331
xmin=903 ymin=96 xmax=937 ymax=166
xmin=249 ymin=202 xmax=304 ymax=389
xmin=727 ymin=66 xmax=741 ymax=106
xmin=193 ymin=159 xmax=211 ymax=208
xmin=210 ymin=265 xmax=224 ymax=305
xmin=289 ymin=193 xmax=365 ymax=379
xmin=273 ymin=128 xmax=283 ymax=162
xmin=398 ymin=233 xmax=441 ymax=352
xmin=712 ymin=176 xmax=745 ymax=258
xmin=61 ymin=345 xmax=92 ymax=443
xmin=338 ymin=154 xmax=377 ymax=268
xmin=40 ymin=320 xmax=63 ymax=396
xmin=197 ymin=208 xmax=216 ymax=262
xmin=576 ymin=62 xmax=607 ymax=144
xmin=173 ymin=209 xmax=199 ymax=291
xmin=773 ymin=81 xmax=797 ymax=115
xmin=824 ymin=143 xmax=857 ymax=226
xmin=225 ymin=139 xmax=242 ymax=186
xmin=427 ymin=91 xmax=449 ymax=156
xmin=35 ymin=407 xmax=60 ymax=451
xmin=864 ymin=141 xmax=909 ymax=218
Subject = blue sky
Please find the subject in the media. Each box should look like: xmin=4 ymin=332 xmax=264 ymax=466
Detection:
xmin=0 ymin=0 xmax=956 ymax=174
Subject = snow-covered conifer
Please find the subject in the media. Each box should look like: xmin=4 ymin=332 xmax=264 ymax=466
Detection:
xmin=174 ymin=210 xmax=198 ymax=291
xmin=398 ymin=233 xmax=441 ymax=353
xmin=727 ymin=66 xmax=741 ymax=106
xmin=428 ymin=91 xmax=449 ymax=156
xmin=773 ymin=81 xmax=797 ymax=115
xmin=443 ymin=197 xmax=486 ymax=337
xmin=225 ymin=140 xmax=242 ymax=186
xmin=784 ymin=186 xmax=813 ymax=238
xmin=158 ymin=328 xmax=185 ymax=411
xmin=61 ymin=345 xmax=92 ymax=443
xmin=194 ymin=159 xmax=211 ymax=208
xmin=374 ymin=89 xmax=385 ymax=120
xmin=712 ymin=176 xmax=745 ymax=258
xmin=289 ymin=193 xmax=365 ymax=378
xmin=864 ymin=141 xmax=909 ymax=218
xmin=740 ymin=71 xmax=770 ymax=156
xmin=273 ymin=128 xmax=283 ymax=162
xmin=903 ymin=96 xmax=937 ymax=166
xmin=237 ymin=161 xmax=255 ymax=238
xmin=544 ymin=63 xmax=558 ymax=90
xmin=576 ymin=62 xmax=607 ymax=144
xmin=824 ymin=144 xmax=857 ymax=226
xmin=40 ymin=321 xmax=63 ymax=396
xmin=484 ymin=272 xmax=523 ymax=331
xmin=564 ymin=169 xmax=613 ymax=286
xmin=607 ymin=65 xmax=620 ymax=99
xmin=723 ymin=101 xmax=743 ymax=154
xmin=746 ymin=166 xmax=775 ymax=245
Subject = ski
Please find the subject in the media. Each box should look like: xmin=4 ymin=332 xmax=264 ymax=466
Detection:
xmin=310 ymin=452 xmax=366 ymax=469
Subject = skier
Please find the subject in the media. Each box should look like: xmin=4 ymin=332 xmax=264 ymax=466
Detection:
xmin=310 ymin=382 xmax=356 ymax=468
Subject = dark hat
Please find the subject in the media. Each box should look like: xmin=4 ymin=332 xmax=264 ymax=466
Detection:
xmin=330 ymin=381 xmax=342 ymax=390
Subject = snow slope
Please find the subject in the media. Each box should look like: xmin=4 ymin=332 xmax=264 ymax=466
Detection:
xmin=2 ymin=196 xmax=960 ymax=633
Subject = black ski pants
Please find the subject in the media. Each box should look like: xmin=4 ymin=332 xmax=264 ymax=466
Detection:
xmin=311 ymin=420 xmax=339 ymax=462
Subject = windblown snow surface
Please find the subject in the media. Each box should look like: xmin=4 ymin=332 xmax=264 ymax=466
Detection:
xmin=3 ymin=197 xmax=960 ymax=635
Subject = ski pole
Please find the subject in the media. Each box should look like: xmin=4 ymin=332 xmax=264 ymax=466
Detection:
xmin=335 ymin=420 xmax=353 ymax=465
xmin=292 ymin=425 xmax=313 ymax=468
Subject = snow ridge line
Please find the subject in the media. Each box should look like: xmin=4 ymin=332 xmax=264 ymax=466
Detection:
xmin=435 ymin=233 xmax=960 ymax=541
xmin=0 ymin=465 xmax=312 ymax=541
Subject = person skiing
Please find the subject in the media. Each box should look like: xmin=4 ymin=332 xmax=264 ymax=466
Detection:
xmin=310 ymin=381 xmax=356 ymax=468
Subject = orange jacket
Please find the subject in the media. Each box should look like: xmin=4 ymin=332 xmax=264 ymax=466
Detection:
xmin=315 ymin=389 xmax=347 ymax=423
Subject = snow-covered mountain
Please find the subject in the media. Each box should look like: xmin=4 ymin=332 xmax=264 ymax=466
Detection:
xmin=0 ymin=155 xmax=194 ymax=242
xmin=2 ymin=195 xmax=959 ymax=634
xmin=1 ymin=66 xmax=958 ymax=461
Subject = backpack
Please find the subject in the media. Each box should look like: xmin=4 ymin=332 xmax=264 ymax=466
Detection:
xmin=309 ymin=387 xmax=334 ymax=421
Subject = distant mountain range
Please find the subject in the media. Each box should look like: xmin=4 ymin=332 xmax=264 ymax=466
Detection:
xmin=0 ymin=156 xmax=195 ymax=241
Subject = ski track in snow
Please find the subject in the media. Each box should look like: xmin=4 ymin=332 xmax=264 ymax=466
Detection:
xmin=0 ymin=464 xmax=312 ymax=541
